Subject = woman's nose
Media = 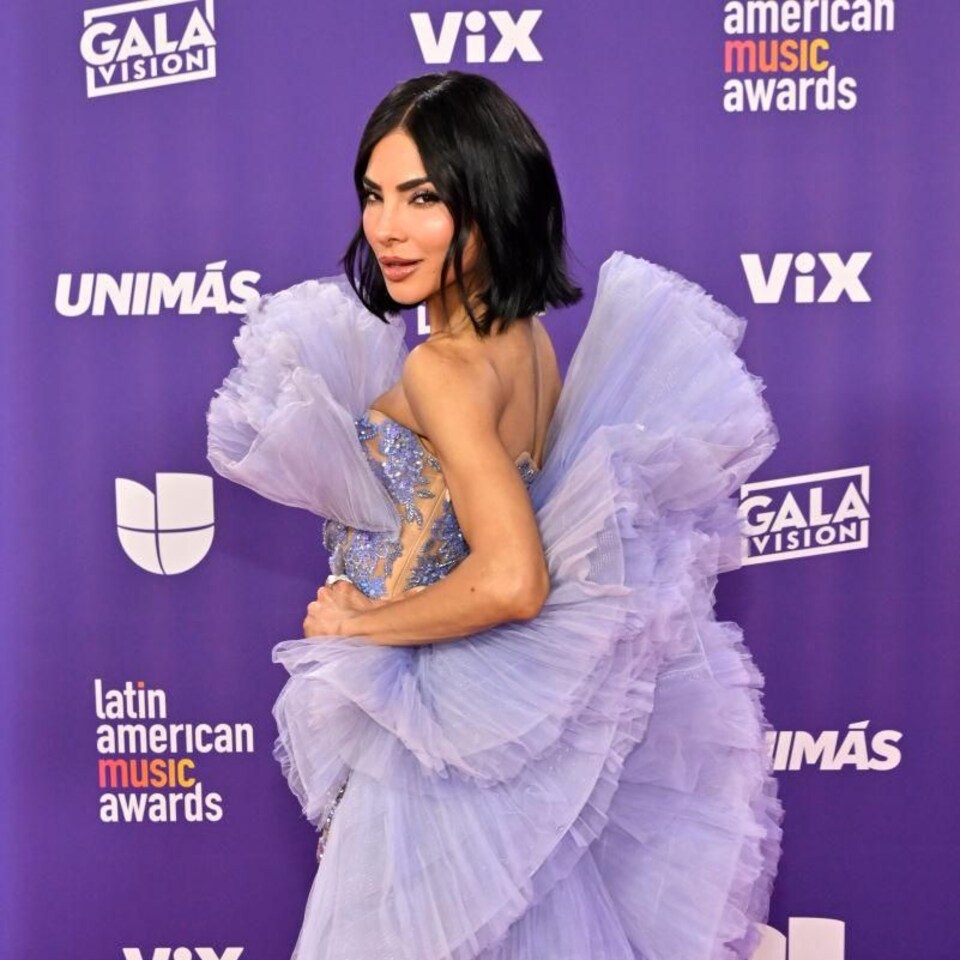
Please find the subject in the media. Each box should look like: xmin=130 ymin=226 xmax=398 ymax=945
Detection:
xmin=370 ymin=198 xmax=406 ymax=244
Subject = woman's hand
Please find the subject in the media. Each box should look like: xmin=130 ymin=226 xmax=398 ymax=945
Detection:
xmin=303 ymin=580 xmax=379 ymax=638
xmin=303 ymin=579 xmax=424 ymax=639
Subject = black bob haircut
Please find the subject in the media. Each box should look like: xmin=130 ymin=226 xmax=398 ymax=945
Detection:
xmin=340 ymin=70 xmax=583 ymax=338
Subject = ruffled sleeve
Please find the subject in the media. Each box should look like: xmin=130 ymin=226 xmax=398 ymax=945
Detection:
xmin=206 ymin=274 xmax=406 ymax=535
xmin=533 ymin=251 xmax=778 ymax=520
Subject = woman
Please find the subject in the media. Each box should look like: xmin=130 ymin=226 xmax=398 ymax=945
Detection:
xmin=208 ymin=71 xmax=783 ymax=960
xmin=304 ymin=71 xmax=577 ymax=642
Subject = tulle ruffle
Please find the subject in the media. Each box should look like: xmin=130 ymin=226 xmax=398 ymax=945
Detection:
xmin=254 ymin=253 xmax=783 ymax=958
xmin=206 ymin=275 xmax=407 ymax=534
xmin=533 ymin=253 xmax=777 ymax=515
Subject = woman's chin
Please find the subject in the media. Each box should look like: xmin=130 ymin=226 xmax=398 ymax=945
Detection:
xmin=387 ymin=291 xmax=425 ymax=307
xmin=384 ymin=280 xmax=431 ymax=306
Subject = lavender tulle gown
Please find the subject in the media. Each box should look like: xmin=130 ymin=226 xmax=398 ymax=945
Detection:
xmin=206 ymin=251 xmax=784 ymax=959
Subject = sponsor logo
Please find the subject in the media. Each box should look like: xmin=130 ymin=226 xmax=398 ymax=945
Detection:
xmin=722 ymin=0 xmax=896 ymax=112
xmin=81 ymin=0 xmax=217 ymax=99
xmin=96 ymin=678 xmax=255 ymax=824
xmin=121 ymin=949 xmax=244 ymax=960
xmin=739 ymin=466 xmax=870 ymax=565
xmin=755 ymin=917 xmax=846 ymax=960
xmin=741 ymin=252 xmax=872 ymax=304
xmin=411 ymin=9 xmax=543 ymax=64
xmin=115 ymin=473 xmax=214 ymax=575
xmin=56 ymin=261 xmax=260 ymax=317
xmin=768 ymin=721 xmax=902 ymax=772
xmin=416 ymin=303 xmax=430 ymax=337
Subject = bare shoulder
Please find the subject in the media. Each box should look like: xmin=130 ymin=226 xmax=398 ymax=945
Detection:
xmin=402 ymin=339 xmax=505 ymax=425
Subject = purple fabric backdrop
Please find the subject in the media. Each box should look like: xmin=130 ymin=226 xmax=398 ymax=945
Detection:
xmin=4 ymin=1 xmax=958 ymax=957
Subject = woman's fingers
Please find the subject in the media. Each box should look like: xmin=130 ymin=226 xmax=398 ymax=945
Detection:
xmin=310 ymin=580 xmax=428 ymax=625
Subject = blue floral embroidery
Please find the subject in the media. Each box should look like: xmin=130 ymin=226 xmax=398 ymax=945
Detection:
xmin=405 ymin=493 xmax=469 ymax=590
xmin=323 ymin=412 xmax=538 ymax=600
xmin=322 ymin=518 xmax=401 ymax=600
xmin=357 ymin=413 xmax=439 ymax=525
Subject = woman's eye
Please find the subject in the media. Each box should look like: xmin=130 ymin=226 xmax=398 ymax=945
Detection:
xmin=362 ymin=189 xmax=440 ymax=206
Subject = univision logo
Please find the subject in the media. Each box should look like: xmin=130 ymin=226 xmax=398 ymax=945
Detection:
xmin=754 ymin=917 xmax=846 ymax=959
xmin=115 ymin=473 xmax=214 ymax=574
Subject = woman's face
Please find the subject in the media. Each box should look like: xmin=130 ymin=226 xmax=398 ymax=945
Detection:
xmin=361 ymin=128 xmax=479 ymax=308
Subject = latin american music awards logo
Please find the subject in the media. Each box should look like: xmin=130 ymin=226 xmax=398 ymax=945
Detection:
xmin=721 ymin=0 xmax=896 ymax=112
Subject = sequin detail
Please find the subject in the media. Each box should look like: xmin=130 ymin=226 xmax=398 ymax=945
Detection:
xmin=361 ymin=412 xmax=442 ymax=520
xmin=315 ymin=776 xmax=349 ymax=865
xmin=322 ymin=411 xmax=537 ymax=601
xmin=517 ymin=455 xmax=539 ymax=487
xmin=323 ymin=519 xmax=401 ymax=600
xmin=404 ymin=491 xmax=469 ymax=590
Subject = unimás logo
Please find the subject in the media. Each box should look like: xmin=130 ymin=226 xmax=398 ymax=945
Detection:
xmin=121 ymin=949 xmax=243 ymax=960
xmin=80 ymin=0 xmax=217 ymax=99
xmin=754 ymin=918 xmax=846 ymax=960
xmin=739 ymin=466 xmax=870 ymax=565
xmin=722 ymin=0 xmax=896 ymax=113
xmin=767 ymin=720 xmax=902 ymax=772
xmin=115 ymin=473 xmax=214 ymax=574
xmin=55 ymin=261 xmax=260 ymax=317
xmin=411 ymin=10 xmax=543 ymax=64
xmin=741 ymin=252 xmax=872 ymax=304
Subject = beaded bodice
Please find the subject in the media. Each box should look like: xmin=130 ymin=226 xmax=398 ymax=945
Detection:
xmin=323 ymin=408 xmax=540 ymax=600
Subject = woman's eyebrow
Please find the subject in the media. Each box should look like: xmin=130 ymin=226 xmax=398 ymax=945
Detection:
xmin=362 ymin=175 xmax=432 ymax=192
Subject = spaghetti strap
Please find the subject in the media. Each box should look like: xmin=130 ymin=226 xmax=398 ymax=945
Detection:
xmin=530 ymin=319 xmax=541 ymax=465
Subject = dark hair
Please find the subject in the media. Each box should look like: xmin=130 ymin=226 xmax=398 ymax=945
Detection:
xmin=340 ymin=71 xmax=582 ymax=337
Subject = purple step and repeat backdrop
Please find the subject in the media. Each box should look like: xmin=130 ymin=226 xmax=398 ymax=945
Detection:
xmin=3 ymin=2 xmax=957 ymax=958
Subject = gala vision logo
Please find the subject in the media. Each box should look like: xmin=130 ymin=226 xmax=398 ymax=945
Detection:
xmin=80 ymin=0 xmax=217 ymax=98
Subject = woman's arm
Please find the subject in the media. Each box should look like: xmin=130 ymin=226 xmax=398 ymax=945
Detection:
xmin=336 ymin=341 xmax=550 ymax=647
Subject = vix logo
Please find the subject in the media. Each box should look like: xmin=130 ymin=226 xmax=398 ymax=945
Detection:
xmin=115 ymin=473 xmax=214 ymax=575
xmin=754 ymin=917 xmax=845 ymax=959
xmin=741 ymin=252 xmax=872 ymax=303
xmin=411 ymin=10 xmax=543 ymax=63
xmin=121 ymin=949 xmax=243 ymax=960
